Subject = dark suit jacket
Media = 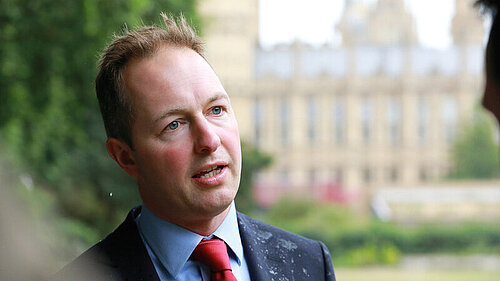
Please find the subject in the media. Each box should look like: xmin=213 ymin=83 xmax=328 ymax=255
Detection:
xmin=54 ymin=206 xmax=336 ymax=281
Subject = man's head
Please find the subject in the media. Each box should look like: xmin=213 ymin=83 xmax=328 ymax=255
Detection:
xmin=96 ymin=14 xmax=205 ymax=148
xmin=96 ymin=15 xmax=242 ymax=233
xmin=477 ymin=0 xmax=500 ymax=122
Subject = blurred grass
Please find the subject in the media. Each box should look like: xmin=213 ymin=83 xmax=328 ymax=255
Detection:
xmin=335 ymin=267 xmax=500 ymax=281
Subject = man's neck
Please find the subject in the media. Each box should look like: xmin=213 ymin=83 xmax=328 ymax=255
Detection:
xmin=178 ymin=206 xmax=231 ymax=236
xmin=147 ymin=204 xmax=232 ymax=236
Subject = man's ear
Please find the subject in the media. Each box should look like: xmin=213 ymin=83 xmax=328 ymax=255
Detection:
xmin=106 ymin=138 xmax=139 ymax=178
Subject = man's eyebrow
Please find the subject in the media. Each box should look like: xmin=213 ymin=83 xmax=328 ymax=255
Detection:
xmin=154 ymin=107 xmax=186 ymax=123
xmin=207 ymin=92 xmax=230 ymax=104
xmin=154 ymin=92 xmax=229 ymax=123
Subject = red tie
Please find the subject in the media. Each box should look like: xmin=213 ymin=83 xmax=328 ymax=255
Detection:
xmin=192 ymin=239 xmax=238 ymax=281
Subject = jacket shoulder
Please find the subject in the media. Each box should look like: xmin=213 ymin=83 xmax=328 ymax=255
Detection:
xmin=237 ymin=212 xmax=336 ymax=281
xmin=53 ymin=207 xmax=158 ymax=281
xmin=52 ymin=240 xmax=115 ymax=281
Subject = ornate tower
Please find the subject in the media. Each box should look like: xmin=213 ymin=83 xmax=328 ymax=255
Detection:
xmin=337 ymin=0 xmax=370 ymax=46
xmin=451 ymin=0 xmax=484 ymax=45
xmin=197 ymin=0 xmax=258 ymax=88
xmin=451 ymin=0 xmax=485 ymax=122
xmin=366 ymin=0 xmax=417 ymax=46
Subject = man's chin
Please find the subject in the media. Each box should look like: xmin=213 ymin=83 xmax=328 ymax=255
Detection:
xmin=197 ymin=197 xmax=234 ymax=215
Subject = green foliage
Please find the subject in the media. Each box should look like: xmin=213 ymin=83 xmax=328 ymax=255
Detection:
xmin=259 ymin=197 xmax=367 ymax=236
xmin=338 ymin=242 xmax=400 ymax=266
xmin=328 ymin=222 xmax=500 ymax=264
xmin=259 ymin=199 xmax=500 ymax=266
xmin=449 ymin=107 xmax=500 ymax=179
xmin=0 ymin=0 xmax=199 ymax=259
xmin=343 ymin=243 xmax=380 ymax=266
xmin=235 ymin=142 xmax=272 ymax=213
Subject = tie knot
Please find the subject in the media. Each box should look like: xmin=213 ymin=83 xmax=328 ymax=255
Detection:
xmin=192 ymin=239 xmax=232 ymax=272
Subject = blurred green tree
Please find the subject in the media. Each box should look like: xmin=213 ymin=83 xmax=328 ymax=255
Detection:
xmin=448 ymin=107 xmax=500 ymax=179
xmin=0 ymin=0 xmax=199 ymax=240
xmin=235 ymin=142 xmax=272 ymax=213
xmin=259 ymin=197 xmax=368 ymax=237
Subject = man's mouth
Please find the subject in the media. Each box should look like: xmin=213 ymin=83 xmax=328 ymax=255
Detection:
xmin=193 ymin=165 xmax=225 ymax=179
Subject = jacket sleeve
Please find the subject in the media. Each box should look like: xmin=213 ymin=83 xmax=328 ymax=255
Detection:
xmin=319 ymin=241 xmax=336 ymax=281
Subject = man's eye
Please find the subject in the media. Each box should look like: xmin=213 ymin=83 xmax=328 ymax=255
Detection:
xmin=167 ymin=121 xmax=179 ymax=130
xmin=212 ymin=106 xmax=223 ymax=115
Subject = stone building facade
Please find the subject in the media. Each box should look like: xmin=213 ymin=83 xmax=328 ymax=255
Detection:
xmin=199 ymin=0 xmax=486 ymax=206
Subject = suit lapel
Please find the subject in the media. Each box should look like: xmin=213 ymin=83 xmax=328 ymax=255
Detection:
xmin=237 ymin=213 xmax=291 ymax=281
xmin=103 ymin=207 xmax=160 ymax=281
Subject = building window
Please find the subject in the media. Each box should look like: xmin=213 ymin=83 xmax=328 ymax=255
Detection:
xmin=309 ymin=168 xmax=317 ymax=185
xmin=334 ymin=167 xmax=344 ymax=185
xmin=308 ymin=97 xmax=318 ymax=142
xmin=254 ymin=97 xmax=264 ymax=146
xmin=388 ymin=97 xmax=401 ymax=145
xmin=442 ymin=96 xmax=458 ymax=142
xmin=361 ymin=97 xmax=373 ymax=144
xmin=333 ymin=98 xmax=346 ymax=145
xmin=280 ymin=169 xmax=289 ymax=185
xmin=280 ymin=97 xmax=289 ymax=145
xmin=417 ymin=97 xmax=430 ymax=145
xmin=363 ymin=166 xmax=372 ymax=184
xmin=389 ymin=166 xmax=399 ymax=182
xmin=419 ymin=166 xmax=428 ymax=181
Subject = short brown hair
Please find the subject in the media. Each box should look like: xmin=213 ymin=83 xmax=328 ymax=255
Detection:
xmin=95 ymin=13 xmax=204 ymax=147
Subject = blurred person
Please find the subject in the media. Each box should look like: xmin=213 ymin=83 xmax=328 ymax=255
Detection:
xmin=54 ymin=14 xmax=335 ymax=281
xmin=478 ymin=0 xmax=500 ymax=123
xmin=0 ymin=162 xmax=51 ymax=280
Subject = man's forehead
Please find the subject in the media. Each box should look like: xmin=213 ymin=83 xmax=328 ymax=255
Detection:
xmin=124 ymin=45 xmax=218 ymax=97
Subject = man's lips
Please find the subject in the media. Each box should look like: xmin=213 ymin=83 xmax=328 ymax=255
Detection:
xmin=192 ymin=162 xmax=228 ymax=178
xmin=192 ymin=162 xmax=229 ymax=186
xmin=192 ymin=165 xmax=225 ymax=179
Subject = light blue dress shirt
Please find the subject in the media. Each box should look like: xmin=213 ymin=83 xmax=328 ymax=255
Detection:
xmin=135 ymin=202 xmax=251 ymax=281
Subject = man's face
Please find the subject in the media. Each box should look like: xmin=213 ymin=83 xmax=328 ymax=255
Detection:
xmin=122 ymin=46 xmax=241 ymax=226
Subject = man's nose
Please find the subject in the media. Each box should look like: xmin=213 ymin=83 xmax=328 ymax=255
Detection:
xmin=193 ymin=118 xmax=221 ymax=154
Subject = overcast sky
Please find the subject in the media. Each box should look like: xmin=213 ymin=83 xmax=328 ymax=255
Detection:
xmin=259 ymin=0 xmax=464 ymax=49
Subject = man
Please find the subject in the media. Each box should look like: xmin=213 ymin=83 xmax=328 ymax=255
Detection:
xmin=55 ymin=14 xmax=335 ymax=281
xmin=478 ymin=0 xmax=500 ymax=121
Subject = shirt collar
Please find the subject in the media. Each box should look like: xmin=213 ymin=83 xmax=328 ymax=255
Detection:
xmin=212 ymin=201 xmax=243 ymax=266
xmin=136 ymin=202 xmax=243 ymax=278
